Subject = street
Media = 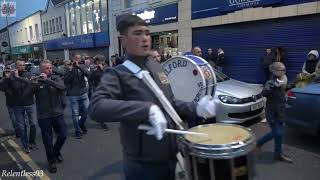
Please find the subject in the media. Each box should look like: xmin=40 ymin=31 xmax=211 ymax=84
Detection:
xmin=0 ymin=92 xmax=320 ymax=180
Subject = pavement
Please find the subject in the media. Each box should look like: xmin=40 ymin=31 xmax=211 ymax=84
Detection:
xmin=0 ymin=92 xmax=320 ymax=180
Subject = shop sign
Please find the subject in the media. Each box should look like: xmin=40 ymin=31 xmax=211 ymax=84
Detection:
xmin=44 ymin=32 xmax=109 ymax=50
xmin=12 ymin=45 xmax=32 ymax=55
xmin=191 ymin=0 xmax=317 ymax=19
xmin=117 ymin=3 xmax=178 ymax=25
xmin=133 ymin=10 xmax=155 ymax=23
xmin=1 ymin=41 xmax=8 ymax=47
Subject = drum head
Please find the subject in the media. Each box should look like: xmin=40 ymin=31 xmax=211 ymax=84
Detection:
xmin=185 ymin=124 xmax=251 ymax=146
xmin=162 ymin=56 xmax=215 ymax=102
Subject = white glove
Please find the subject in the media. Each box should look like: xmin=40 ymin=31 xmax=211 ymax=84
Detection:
xmin=196 ymin=95 xmax=216 ymax=119
xmin=274 ymin=78 xmax=285 ymax=87
xmin=147 ymin=105 xmax=167 ymax=140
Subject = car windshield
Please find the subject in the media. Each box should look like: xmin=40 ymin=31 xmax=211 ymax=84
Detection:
xmin=214 ymin=69 xmax=230 ymax=82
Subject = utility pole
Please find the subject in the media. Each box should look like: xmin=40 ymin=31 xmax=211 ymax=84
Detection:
xmin=1 ymin=0 xmax=13 ymax=63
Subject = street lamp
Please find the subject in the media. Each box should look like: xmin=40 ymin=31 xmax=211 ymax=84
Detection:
xmin=1 ymin=0 xmax=14 ymax=63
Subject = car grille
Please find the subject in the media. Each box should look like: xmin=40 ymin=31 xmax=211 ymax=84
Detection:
xmin=241 ymin=93 xmax=263 ymax=103
xmin=228 ymin=107 xmax=264 ymax=119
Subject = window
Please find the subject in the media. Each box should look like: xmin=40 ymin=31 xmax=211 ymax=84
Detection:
xmin=124 ymin=0 xmax=148 ymax=8
xmin=93 ymin=0 xmax=100 ymax=33
xmin=80 ymin=0 xmax=87 ymax=34
xmin=74 ymin=0 xmax=81 ymax=35
xmin=59 ymin=16 xmax=63 ymax=31
xmin=52 ymin=19 xmax=55 ymax=33
xmin=49 ymin=20 xmax=52 ymax=33
xmin=69 ymin=1 xmax=76 ymax=36
xmin=29 ymin=26 xmax=33 ymax=41
xmin=100 ymin=0 xmax=108 ymax=32
xmin=43 ymin=22 xmax=46 ymax=35
xmin=56 ymin=17 xmax=59 ymax=31
xmin=46 ymin=21 xmax=49 ymax=35
xmin=86 ymin=0 xmax=94 ymax=33
xmin=35 ymin=24 xmax=39 ymax=40
xmin=22 ymin=28 xmax=28 ymax=42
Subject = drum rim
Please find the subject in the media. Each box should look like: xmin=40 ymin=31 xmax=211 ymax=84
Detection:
xmin=181 ymin=123 xmax=256 ymax=150
xmin=179 ymin=123 xmax=256 ymax=159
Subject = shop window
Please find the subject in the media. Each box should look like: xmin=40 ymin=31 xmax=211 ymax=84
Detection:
xmin=80 ymin=0 xmax=87 ymax=34
xmin=93 ymin=0 xmax=101 ymax=33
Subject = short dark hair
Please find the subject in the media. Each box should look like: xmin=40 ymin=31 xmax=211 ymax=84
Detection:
xmin=117 ymin=15 xmax=148 ymax=35
xmin=93 ymin=55 xmax=106 ymax=64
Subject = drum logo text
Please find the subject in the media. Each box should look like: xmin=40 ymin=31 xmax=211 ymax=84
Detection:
xmin=164 ymin=60 xmax=188 ymax=74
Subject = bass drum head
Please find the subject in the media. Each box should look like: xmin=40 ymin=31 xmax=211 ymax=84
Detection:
xmin=184 ymin=123 xmax=251 ymax=146
xmin=162 ymin=56 xmax=215 ymax=103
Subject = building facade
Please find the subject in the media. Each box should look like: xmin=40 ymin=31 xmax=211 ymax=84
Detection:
xmin=43 ymin=0 xmax=109 ymax=60
xmin=8 ymin=11 xmax=43 ymax=59
xmin=41 ymin=0 xmax=67 ymax=60
xmin=109 ymin=0 xmax=320 ymax=83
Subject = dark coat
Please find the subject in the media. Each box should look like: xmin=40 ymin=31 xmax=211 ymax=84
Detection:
xmin=89 ymin=57 xmax=198 ymax=163
xmin=64 ymin=64 xmax=91 ymax=96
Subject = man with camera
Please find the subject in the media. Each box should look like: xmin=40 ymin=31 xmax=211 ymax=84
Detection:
xmin=89 ymin=55 xmax=109 ymax=131
xmin=64 ymin=53 xmax=91 ymax=139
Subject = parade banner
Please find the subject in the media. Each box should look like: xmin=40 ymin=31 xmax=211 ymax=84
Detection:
xmin=1 ymin=1 xmax=16 ymax=17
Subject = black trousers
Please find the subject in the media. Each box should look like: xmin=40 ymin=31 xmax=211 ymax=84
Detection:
xmin=38 ymin=115 xmax=67 ymax=163
xmin=123 ymin=157 xmax=176 ymax=180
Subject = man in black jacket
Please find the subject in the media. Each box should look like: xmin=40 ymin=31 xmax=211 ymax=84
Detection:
xmin=16 ymin=60 xmax=67 ymax=173
xmin=261 ymin=48 xmax=275 ymax=83
xmin=89 ymin=15 xmax=216 ymax=180
xmin=216 ymin=48 xmax=225 ymax=72
xmin=89 ymin=55 xmax=109 ymax=130
xmin=0 ymin=69 xmax=19 ymax=137
xmin=10 ymin=59 xmax=37 ymax=153
xmin=205 ymin=48 xmax=217 ymax=69
xmin=64 ymin=53 xmax=91 ymax=139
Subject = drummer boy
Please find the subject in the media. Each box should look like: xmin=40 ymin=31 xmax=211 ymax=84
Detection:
xmin=89 ymin=14 xmax=217 ymax=180
xmin=256 ymin=62 xmax=293 ymax=163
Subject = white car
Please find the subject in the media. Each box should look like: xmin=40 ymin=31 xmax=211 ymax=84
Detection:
xmin=213 ymin=70 xmax=266 ymax=123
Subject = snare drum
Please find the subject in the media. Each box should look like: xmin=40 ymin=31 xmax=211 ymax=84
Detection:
xmin=179 ymin=123 xmax=256 ymax=180
xmin=162 ymin=55 xmax=216 ymax=103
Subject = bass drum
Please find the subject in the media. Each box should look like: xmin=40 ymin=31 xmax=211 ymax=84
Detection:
xmin=162 ymin=55 xmax=217 ymax=103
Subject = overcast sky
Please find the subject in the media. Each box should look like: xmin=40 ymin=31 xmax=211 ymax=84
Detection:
xmin=0 ymin=0 xmax=47 ymax=29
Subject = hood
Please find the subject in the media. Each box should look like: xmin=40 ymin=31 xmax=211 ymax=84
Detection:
xmin=308 ymin=50 xmax=319 ymax=59
xmin=216 ymin=79 xmax=262 ymax=98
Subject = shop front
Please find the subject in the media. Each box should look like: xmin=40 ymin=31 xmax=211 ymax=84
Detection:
xmin=191 ymin=0 xmax=320 ymax=83
xmin=44 ymin=31 xmax=109 ymax=60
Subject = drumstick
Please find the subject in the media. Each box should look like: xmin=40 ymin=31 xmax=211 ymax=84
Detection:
xmin=138 ymin=125 xmax=209 ymax=137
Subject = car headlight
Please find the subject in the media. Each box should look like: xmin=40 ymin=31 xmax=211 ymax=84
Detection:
xmin=218 ymin=95 xmax=242 ymax=104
